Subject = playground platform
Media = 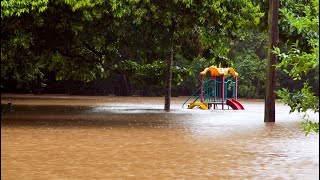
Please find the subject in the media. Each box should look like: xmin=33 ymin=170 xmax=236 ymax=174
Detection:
xmin=182 ymin=64 xmax=245 ymax=110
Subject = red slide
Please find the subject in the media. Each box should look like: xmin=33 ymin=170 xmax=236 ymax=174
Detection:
xmin=231 ymin=99 xmax=244 ymax=110
xmin=226 ymin=99 xmax=245 ymax=110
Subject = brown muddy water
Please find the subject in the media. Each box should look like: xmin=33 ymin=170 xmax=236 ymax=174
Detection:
xmin=1 ymin=94 xmax=319 ymax=179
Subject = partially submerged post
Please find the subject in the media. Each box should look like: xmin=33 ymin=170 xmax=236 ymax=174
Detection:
xmin=264 ymin=0 xmax=279 ymax=122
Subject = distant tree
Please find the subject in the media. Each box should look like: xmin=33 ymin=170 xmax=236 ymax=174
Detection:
xmin=228 ymin=30 xmax=268 ymax=98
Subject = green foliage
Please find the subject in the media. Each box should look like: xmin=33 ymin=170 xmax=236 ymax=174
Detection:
xmin=275 ymin=0 xmax=319 ymax=134
xmin=111 ymin=60 xmax=188 ymax=88
xmin=1 ymin=0 xmax=264 ymax=97
xmin=300 ymin=119 xmax=319 ymax=136
xmin=1 ymin=0 xmax=49 ymax=18
xmin=196 ymin=0 xmax=264 ymax=57
xmin=274 ymin=40 xmax=319 ymax=81
xmin=234 ymin=51 xmax=266 ymax=98
xmin=227 ymin=30 xmax=268 ymax=98
xmin=278 ymin=0 xmax=319 ymax=52
xmin=276 ymin=83 xmax=319 ymax=114
xmin=0 ymin=0 xmax=267 ymax=100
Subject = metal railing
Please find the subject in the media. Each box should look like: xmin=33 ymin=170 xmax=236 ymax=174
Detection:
xmin=182 ymin=79 xmax=237 ymax=107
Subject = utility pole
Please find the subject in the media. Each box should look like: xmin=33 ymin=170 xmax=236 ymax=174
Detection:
xmin=264 ymin=0 xmax=279 ymax=122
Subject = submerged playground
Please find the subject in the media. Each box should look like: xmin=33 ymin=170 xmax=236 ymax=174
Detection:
xmin=183 ymin=64 xmax=245 ymax=110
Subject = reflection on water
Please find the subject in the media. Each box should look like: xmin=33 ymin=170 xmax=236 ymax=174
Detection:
xmin=1 ymin=95 xmax=319 ymax=179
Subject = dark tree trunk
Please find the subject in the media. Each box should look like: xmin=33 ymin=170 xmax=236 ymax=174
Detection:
xmin=118 ymin=75 xmax=131 ymax=96
xmin=164 ymin=43 xmax=174 ymax=111
xmin=122 ymin=75 xmax=130 ymax=96
xmin=164 ymin=19 xmax=176 ymax=111
xmin=164 ymin=18 xmax=176 ymax=111
xmin=265 ymin=0 xmax=279 ymax=122
xmin=255 ymin=79 xmax=261 ymax=98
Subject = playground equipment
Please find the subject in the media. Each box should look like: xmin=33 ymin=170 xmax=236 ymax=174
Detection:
xmin=182 ymin=64 xmax=244 ymax=110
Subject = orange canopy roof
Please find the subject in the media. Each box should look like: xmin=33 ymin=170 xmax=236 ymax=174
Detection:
xmin=200 ymin=65 xmax=238 ymax=77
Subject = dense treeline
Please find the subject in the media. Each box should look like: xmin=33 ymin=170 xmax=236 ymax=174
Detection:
xmin=1 ymin=29 xmax=316 ymax=99
xmin=1 ymin=0 xmax=264 ymax=98
xmin=1 ymin=0 xmax=318 ymax=107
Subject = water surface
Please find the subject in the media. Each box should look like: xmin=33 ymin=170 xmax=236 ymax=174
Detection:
xmin=1 ymin=94 xmax=319 ymax=179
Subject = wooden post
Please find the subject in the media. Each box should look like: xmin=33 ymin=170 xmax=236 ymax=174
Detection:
xmin=213 ymin=76 xmax=216 ymax=109
xmin=264 ymin=0 xmax=279 ymax=122
xmin=222 ymin=75 xmax=225 ymax=110
xmin=213 ymin=76 xmax=216 ymax=101
xmin=235 ymin=76 xmax=238 ymax=100
xmin=200 ymin=75 xmax=204 ymax=102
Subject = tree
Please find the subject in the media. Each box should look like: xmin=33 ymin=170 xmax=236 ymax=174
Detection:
xmin=1 ymin=0 xmax=264 ymax=110
xmin=228 ymin=30 xmax=268 ymax=98
xmin=273 ymin=0 xmax=319 ymax=134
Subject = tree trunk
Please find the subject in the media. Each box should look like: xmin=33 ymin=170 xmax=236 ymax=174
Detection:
xmin=264 ymin=0 xmax=279 ymax=122
xmin=255 ymin=79 xmax=260 ymax=98
xmin=164 ymin=42 xmax=174 ymax=111
xmin=121 ymin=75 xmax=130 ymax=96
xmin=164 ymin=19 xmax=176 ymax=111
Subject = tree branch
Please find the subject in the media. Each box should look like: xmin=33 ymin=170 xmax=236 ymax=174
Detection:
xmin=82 ymin=41 xmax=103 ymax=58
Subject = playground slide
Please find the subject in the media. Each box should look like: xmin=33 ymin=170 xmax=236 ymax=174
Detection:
xmin=226 ymin=99 xmax=244 ymax=110
xmin=231 ymin=99 xmax=244 ymax=110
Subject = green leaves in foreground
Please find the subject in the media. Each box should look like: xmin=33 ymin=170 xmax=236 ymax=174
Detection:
xmin=300 ymin=119 xmax=319 ymax=136
xmin=276 ymin=82 xmax=319 ymax=114
xmin=275 ymin=0 xmax=319 ymax=136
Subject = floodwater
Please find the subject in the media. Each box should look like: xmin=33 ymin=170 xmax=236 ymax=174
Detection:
xmin=1 ymin=94 xmax=319 ymax=179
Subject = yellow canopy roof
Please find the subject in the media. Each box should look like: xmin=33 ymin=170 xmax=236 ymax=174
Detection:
xmin=200 ymin=65 xmax=238 ymax=77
